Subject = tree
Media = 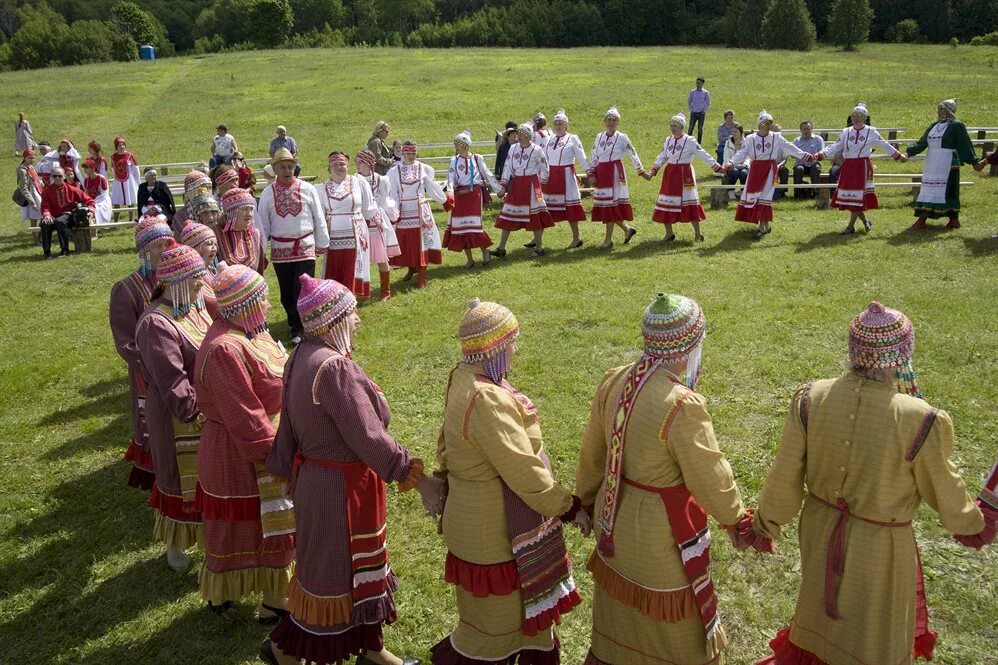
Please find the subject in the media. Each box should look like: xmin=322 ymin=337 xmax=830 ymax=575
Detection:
xmin=722 ymin=0 xmax=746 ymax=46
xmin=7 ymin=14 xmax=68 ymax=69
xmin=0 ymin=1 xmax=19 ymax=42
xmin=736 ymin=0 xmax=771 ymax=47
xmin=246 ymin=0 xmax=293 ymax=45
xmin=828 ymin=0 xmax=874 ymax=50
xmin=759 ymin=0 xmax=817 ymax=50
xmin=885 ymin=18 xmax=922 ymax=42
xmin=289 ymin=0 xmax=348 ymax=33
xmin=110 ymin=1 xmax=170 ymax=51
xmin=64 ymin=20 xmax=115 ymax=65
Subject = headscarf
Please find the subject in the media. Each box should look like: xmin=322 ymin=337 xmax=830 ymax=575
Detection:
xmin=938 ymin=99 xmax=957 ymax=119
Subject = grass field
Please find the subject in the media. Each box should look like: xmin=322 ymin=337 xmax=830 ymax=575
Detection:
xmin=0 ymin=44 xmax=996 ymax=665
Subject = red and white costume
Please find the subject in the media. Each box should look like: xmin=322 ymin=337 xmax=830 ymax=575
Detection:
xmin=729 ymin=118 xmax=812 ymax=223
xmin=650 ymin=133 xmax=720 ymax=224
xmin=319 ymin=175 xmax=378 ymax=299
xmin=543 ymin=132 xmax=589 ymax=222
xmin=39 ymin=142 xmax=83 ymax=186
xmin=588 ymin=128 xmax=643 ymax=223
xmin=445 ymin=151 xmax=499 ymax=251
xmin=257 ymin=178 xmax=330 ymax=264
xmin=533 ymin=128 xmax=550 ymax=149
xmin=361 ymin=171 xmax=401 ymax=264
xmin=387 ymin=160 xmax=446 ymax=268
xmin=84 ymin=172 xmax=113 ymax=225
xmin=497 ymin=139 xmax=554 ymax=232
xmin=820 ymin=124 xmax=902 ymax=211
xmin=111 ymin=149 xmax=141 ymax=207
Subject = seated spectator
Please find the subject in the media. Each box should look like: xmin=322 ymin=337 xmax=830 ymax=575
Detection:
xmin=494 ymin=120 xmax=518 ymax=177
xmin=63 ymin=167 xmax=78 ymax=188
xmin=777 ymin=120 xmax=825 ymax=200
xmin=210 ymin=124 xmax=238 ymax=169
xmin=829 ymin=155 xmax=844 ymax=183
xmin=231 ymin=152 xmax=257 ymax=194
xmin=39 ymin=166 xmax=94 ymax=259
xmin=723 ymin=123 xmax=750 ymax=200
xmin=367 ymin=121 xmax=394 ymax=175
xmin=136 ymin=168 xmax=176 ymax=219
xmin=81 ymin=159 xmax=113 ymax=225
xmin=716 ymin=109 xmax=735 ymax=163
xmin=269 ymin=125 xmax=301 ymax=176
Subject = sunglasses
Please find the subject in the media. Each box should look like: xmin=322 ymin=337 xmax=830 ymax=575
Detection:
xmin=52 ymin=175 xmax=64 ymax=179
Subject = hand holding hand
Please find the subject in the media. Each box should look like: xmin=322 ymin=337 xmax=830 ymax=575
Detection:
xmin=573 ymin=509 xmax=592 ymax=537
xmin=416 ymin=475 xmax=446 ymax=519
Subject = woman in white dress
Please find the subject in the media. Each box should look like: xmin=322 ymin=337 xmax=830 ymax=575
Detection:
xmin=14 ymin=113 xmax=35 ymax=156
xmin=724 ymin=110 xmax=818 ymax=240
xmin=587 ymin=106 xmax=644 ymax=248
xmin=355 ymin=150 xmax=401 ymax=301
xmin=494 ymin=123 xmax=554 ymax=258
xmin=543 ymin=109 xmax=590 ymax=248
xmin=445 ymin=129 xmax=499 ymax=268
xmin=387 ymin=140 xmax=447 ymax=289
xmin=815 ymin=103 xmax=906 ymax=235
xmin=82 ymin=159 xmax=114 ymax=225
xmin=319 ymin=151 xmax=379 ymax=300
xmin=645 ymin=112 xmax=725 ymax=242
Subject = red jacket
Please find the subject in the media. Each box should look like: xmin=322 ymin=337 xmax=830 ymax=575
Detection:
xmin=41 ymin=183 xmax=95 ymax=219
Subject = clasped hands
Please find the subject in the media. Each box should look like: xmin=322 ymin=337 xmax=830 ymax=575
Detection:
xmin=416 ymin=475 xmax=447 ymax=519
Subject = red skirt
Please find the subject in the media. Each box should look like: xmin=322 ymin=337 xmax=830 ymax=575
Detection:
xmin=651 ymin=163 xmax=705 ymax=224
xmin=830 ymin=157 xmax=879 ymax=211
xmin=590 ymin=160 xmax=633 ymax=223
xmin=390 ymin=227 xmax=442 ymax=268
xmin=496 ymin=175 xmax=555 ymax=232
xmin=444 ymin=186 xmax=493 ymax=251
xmin=124 ymin=436 xmax=155 ymax=490
xmin=323 ymin=247 xmax=370 ymax=299
xmin=735 ymin=160 xmax=777 ymax=223
xmin=543 ymin=164 xmax=586 ymax=222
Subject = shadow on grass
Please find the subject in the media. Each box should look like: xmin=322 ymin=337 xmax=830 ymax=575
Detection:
xmin=793 ymin=230 xmax=862 ymax=253
xmin=38 ymin=384 xmax=130 ymax=427
xmin=884 ymin=225 xmax=956 ymax=246
xmin=0 ymin=463 xmax=164 ymax=663
xmin=962 ymin=236 xmax=997 ymax=257
xmin=42 ymin=415 xmax=130 ymax=461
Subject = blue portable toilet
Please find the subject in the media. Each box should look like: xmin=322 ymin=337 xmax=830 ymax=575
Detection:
xmin=139 ymin=45 xmax=156 ymax=61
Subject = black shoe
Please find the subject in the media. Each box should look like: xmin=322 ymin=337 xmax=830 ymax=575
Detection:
xmin=259 ymin=639 xmax=278 ymax=665
xmin=762 ymin=227 xmax=772 ymax=235
xmin=57 ymin=250 xmax=70 ymax=258
xmin=43 ymin=253 xmax=53 ymax=260
xmin=663 ymin=234 xmax=676 ymax=242
xmin=258 ymin=603 xmax=288 ymax=626
xmin=532 ymin=248 xmax=545 ymax=257
xmin=862 ymin=219 xmax=873 ymax=232
xmin=567 ymin=240 xmax=584 ymax=249
xmin=523 ymin=242 xmax=536 ymax=248
xmin=491 ymin=247 xmax=507 ymax=258
xmin=752 ymin=229 xmax=764 ymax=240
xmin=208 ymin=600 xmax=237 ymax=616
xmin=624 ymin=227 xmax=638 ymax=244
xmin=841 ymin=227 xmax=855 ymax=235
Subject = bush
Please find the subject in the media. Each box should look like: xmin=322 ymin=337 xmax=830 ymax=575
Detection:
xmin=110 ymin=1 xmax=170 ymax=54
xmin=969 ymin=30 xmax=998 ymax=45
xmin=828 ymin=0 xmax=873 ymax=50
xmin=192 ymin=33 xmax=225 ymax=53
xmin=246 ymin=0 xmax=293 ymax=46
xmin=63 ymin=19 xmax=115 ymax=65
xmin=283 ymin=24 xmax=346 ymax=48
xmin=885 ymin=18 xmax=923 ymax=43
xmin=110 ymin=31 xmax=139 ymax=61
xmin=760 ymin=0 xmax=817 ymax=51
xmin=7 ymin=17 xmax=68 ymax=69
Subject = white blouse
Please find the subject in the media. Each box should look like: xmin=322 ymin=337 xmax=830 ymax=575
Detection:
xmin=651 ymin=135 xmax=717 ymax=170
xmin=589 ymin=131 xmax=643 ymax=172
xmin=500 ymin=143 xmax=550 ymax=183
xmin=448 ymin=153 xmax=500 ymax=191
xmin=729 ymin=132 xmax=807 ymax=165
xmin=822 ymin=125 xmax=900 ymax=160
xmin=544 ymin=133 xmax=590 ymax=171
xmin=387 ymin=161 xmax=447 ymax=206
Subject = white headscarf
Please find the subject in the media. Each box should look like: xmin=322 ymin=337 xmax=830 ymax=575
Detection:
xmin=454 ymin=129 xmax=472 ymax=149
xmin=553 ymin=108 xmax=569 ymax=124
xmin=758 ymin=109 xmax=773 ymax=125
xmin=670 ymin=112 xmax=687 ymax=129
xmin=605 ymin=106 xmax=621 ymax=120
xmin=852 ymin=102 xmax=868 ymax=117
xmin=517 ymin=123 xmax=534 ymax=138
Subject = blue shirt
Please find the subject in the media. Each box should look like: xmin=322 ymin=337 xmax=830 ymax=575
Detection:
xmin=269 ymin=135 xmax=298 ymax=157
xmin=688 ymin=88 xmax=711 ymax=114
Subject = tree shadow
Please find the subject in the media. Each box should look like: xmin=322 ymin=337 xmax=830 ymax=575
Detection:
xmin=38 ymin=385 xmax=130 ymax=427
xmin=41 ymin=415 xmax=130 ymax=461
xmin=962 ymin=235 xmax=997 ymax=257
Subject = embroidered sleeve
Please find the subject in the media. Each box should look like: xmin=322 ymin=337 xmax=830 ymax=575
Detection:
xmin=911 ymin=408 xmax=985 ymax=536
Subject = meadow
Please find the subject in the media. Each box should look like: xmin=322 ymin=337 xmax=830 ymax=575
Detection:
xmin=0 ymin=44 xmax=995 ymax=665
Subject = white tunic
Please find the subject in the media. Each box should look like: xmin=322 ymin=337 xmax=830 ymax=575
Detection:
xmin=319 ymin=175 xmax=377 ymax=284
xmin=362 ymin=171 xmax=400 ymax=250
xmin=822 ymin=126 xmax=899 ymax=160
xmin=500 ymin=143 xmax=549 ymax=184
xmin=651 ymin=135 xmax=717 ymax=169
xmin=533 ymin=129 xmax=551 ymax=149
xmin=729 ymin=132 xmax=807 ymax=165
xmin=387 ymin=160 xmax=446 ymax=253
xmin=543 ymin=133 xmax=589 ymax=211
xmin=257 ymin=178 xmax=329 ymax=263
xmin=588 ymin=131 xmax=643 ymax=173
xmin=84 ymin=175 xmax=113 ymax=225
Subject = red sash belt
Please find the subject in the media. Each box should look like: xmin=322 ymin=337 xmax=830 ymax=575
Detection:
xmin=291 ymin=452 xmax=363 ymax=493
xmin=808 ymin=493 xmax=911 ymax=620
xmin=271 ymin=232 xmax=313 ymax=256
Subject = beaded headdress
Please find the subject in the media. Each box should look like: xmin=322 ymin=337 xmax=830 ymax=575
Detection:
xmin=454 ymin=130 xmax=472 ymax=149
xmin=758 ymin=109 xmax=774 ymax=126
xmin=401 ymin=140 xmax=418 ymax=155
xmin=553 ymin=108 xmax=569 ymax=124
xmin=605 ymin=106 xmax=621 ymax=120
xmin=135 ymin=214 xmax=173 ymax=278
xmin=852 ymin=102 xmax=869 ymax=117
xmin=190 ymin=193 xmax=220 ymax=220
xmin=642 ymin=293 xmax=706 ymax=389
xmin=516 ymin=122 xmax=534 ymax=138
xmin=184 ymin=171 xmax=213 ymax=207
xmin=849 ymin=301 xmax=921 ymax=397
xmin=220 ymin=187 xmax=255 ymax=232
xmin=214 ymin=265 xmax=269 ymax=338
xmin=214 ymin=167 xmax=238 ymax=189
xmin=179 ymin=221 xmax=216 ymax=250
xmin=297 ymin=274 xmax=358 ymax=351
xmin=459 ymin=298 xmax=520 ymax=382
xmin=327 ymin=152 xmax=349 ymax=167
xmin=355 ymin=150 xmax=377 ymax=167
xmin=156 ymin=242 xmax=207 ymax=317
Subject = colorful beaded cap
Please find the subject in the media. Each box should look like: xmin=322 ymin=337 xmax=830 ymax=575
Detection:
xmin=214 ymin=168 xmax=238 ymax=188
xmin=184 ymin=171 xmax=212 ymax=202
xmin=642 ymin=293 xmax=705 ymax=360
xmin=297 ymin=274 xmax=357 ymax=338
xmin=134 ymin=214 xmax=173 ymax=252
xmin=220 ymin=187 xmax=255 ymax=230
xmin=214 ymin=264 xmax=269 ymax=338
xmin=849 ymin=301 xmax=921 ymax=397
xmin=190 ymin=193 xmax=220 ymax=216
xmin=157 ymin=242 xmax=207 ymax=285
xmin=458 ymin=298 xmax=520 ymax=363
xmin=179 ymin=221 xmax=216 ymax=250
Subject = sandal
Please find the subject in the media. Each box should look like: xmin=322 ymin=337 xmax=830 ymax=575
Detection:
xmin=752 ymin=229 xmax=764 ymax=241
xmin=624 ymin=227 xmax=638 ymax=244
xmin=491 ymin=247 xmax=507 ymax=258
xmin=567 ymin=240 xmax=584 ymax=249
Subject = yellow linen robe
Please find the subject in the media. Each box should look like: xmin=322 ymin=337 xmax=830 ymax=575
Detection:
xmin=436 ymin=363 xmax=575 ymax=659
xmin=576 ymin=365 xmax=747 ymax=665
xmin=754 ymin=372 xmax=984 ymax=665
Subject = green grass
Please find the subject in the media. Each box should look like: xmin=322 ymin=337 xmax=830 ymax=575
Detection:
xmin=0 ymin=44 xmax=996 ymax=665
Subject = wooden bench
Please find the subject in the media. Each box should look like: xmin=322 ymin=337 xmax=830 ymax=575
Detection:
xmin=23 ymin=218 xmax=138 ymax=251
xmin=968 ymin=129 xmax=998 ymax=176
xmin=704 ymin=179 xmax=974 ymax=210
xmin=783 ymin=127 xmax=904 ymax=141
xmin=147 ymin=156 xmax=270 ymax=175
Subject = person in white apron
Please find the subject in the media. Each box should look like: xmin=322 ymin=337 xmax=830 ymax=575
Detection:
xmin=386 ymin=140 xmax=446 ymax=289
xmin=355 ymin=150 xmax=401 ymax=301
xmin=906 ymin=99 xmax=980 ymax=230
xmin=82 ymin=159 xmax=113 ymax=225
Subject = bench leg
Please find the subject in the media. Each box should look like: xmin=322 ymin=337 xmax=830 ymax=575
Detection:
xmin=816 ymin=188 xmax=830 ymax=210
xmin=72 ymin=228 xmax=93 ymax=252
xmin=710 ymin=188 xmax=727 ymax=210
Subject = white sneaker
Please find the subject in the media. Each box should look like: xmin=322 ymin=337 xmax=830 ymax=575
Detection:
xmin=166 ymin=547 xmax=191 ymax=573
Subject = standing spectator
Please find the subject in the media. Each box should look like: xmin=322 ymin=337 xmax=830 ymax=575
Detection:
xmin=716 ymin=109 xmax=735 ymax=164
xmin=36 ymin=141 xmax=54 ymax=186
xmin=366 ymin=120 xmax=394 ymax=175
xmin=268 ymin=125 xmax=300 ymax=177
xmin=494 ymin=121 xmax=517 ymax=177
xmin=257 ymin=148 xmax=329 ymax=345
xmin=778 ymin=120 xmax=825 ymax=199
xmin=87 ymin=140 xmax=108 ymax=177
xmin=111 ymin=137 xmax=140 ymax=222
xmin=687 ymin=76 xmax=711 ymax=144
xmin=210 ymin=125 xmax=238 ymax=169
xmin=39 ymin=166 xmax=94 ymax=259
xmin=723 ymin=123 xmax=750 ymax=200
xmin=14 ymin=113 xmax=35 ymax=156
xmin=16 ymin=149 xmax=43 ymax=229
xmin=261 ymin=164 xmax=276 ymax=189
xmin=82 ymin=159 xmax=113 ymax=225
xmin=137 ymin=168 xmax=176 ymax=219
